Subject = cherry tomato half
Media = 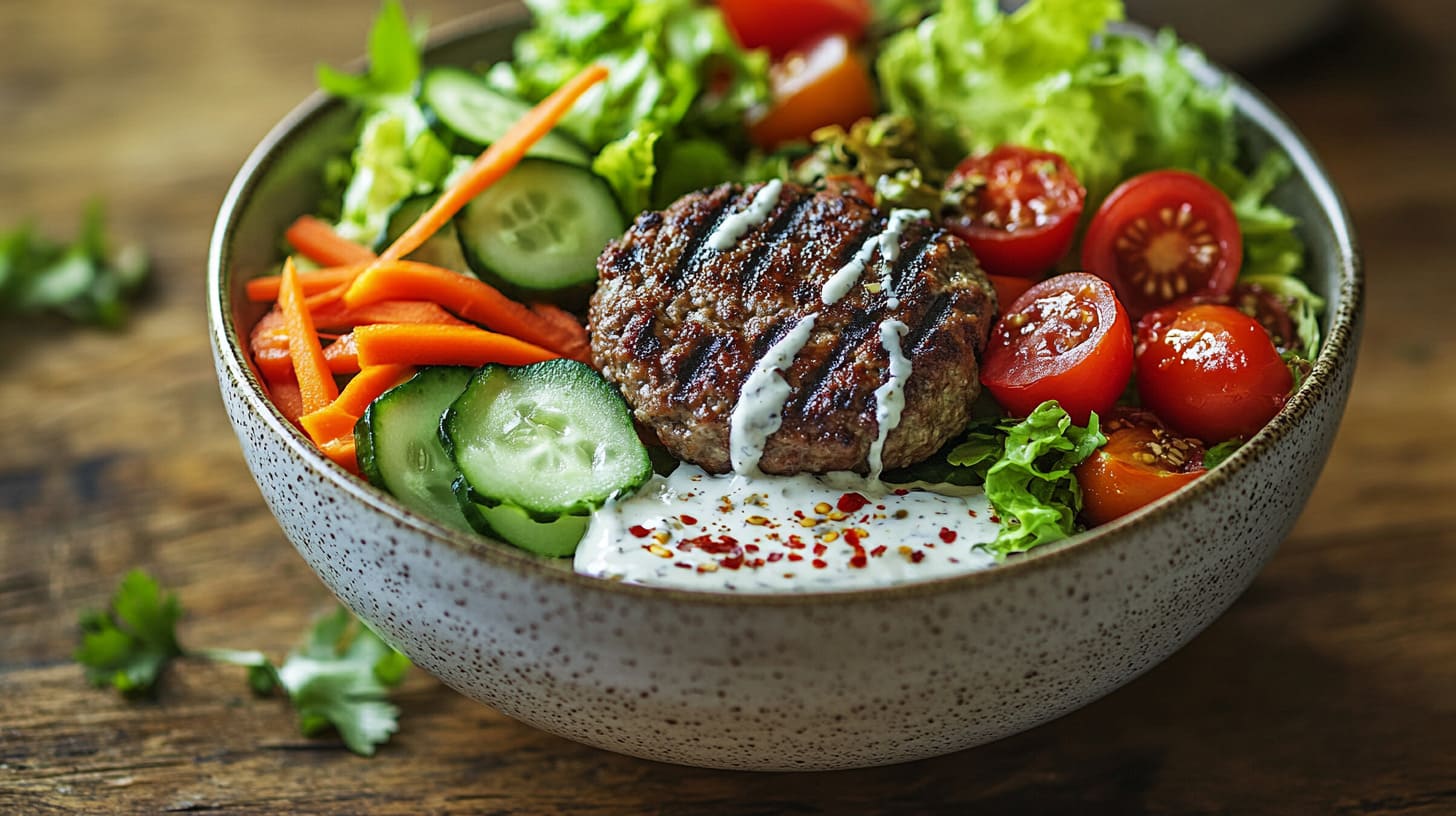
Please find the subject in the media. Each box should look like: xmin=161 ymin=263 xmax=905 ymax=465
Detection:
xmin=718 ymin=0 xmax=872 ymax=59
xmin=747 ymin=34 xmax=876 ymax=150
xmin=1136 ymin=303 xmax=1292 ymax=444
xmin=1082 ymin=170 xmax=1242 ymax=318
xmin=943 ymin=146 xmax=1086 ymax=279
xmin=1075 ymin=409 xmax=1207 ymax=527
xmin=980 ymin=272 xmax=1134 ymax=425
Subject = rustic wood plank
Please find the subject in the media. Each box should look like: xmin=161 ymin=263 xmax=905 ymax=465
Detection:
xmin=2 ymin=0 xmax=1454 ymax=813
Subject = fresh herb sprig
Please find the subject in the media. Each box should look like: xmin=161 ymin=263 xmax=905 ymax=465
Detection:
xmin=76 ymin=570 xmax=411 ymax=756
xmin=0 ymin=201 xmax=148 ymax=329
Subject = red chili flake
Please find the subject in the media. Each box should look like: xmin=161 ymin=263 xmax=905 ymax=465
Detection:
xmin=628 ymin=525 xmax=652 ymax=538
xmin=893 ymin=488 xmax=909 ymax=496
xmin=989 ymin=514 xmax=1001 ymax=524
xmin=767 ymin=552 xmax=784 ymax=563
xmin=680 ymin=514 xmax=698 ymax=526
xmin=812 ymin=559 xmax=828 ymax=569
xmin=813 ymin=542 xmax=828 ymax=557
xmin=844 ymin=529 xmax=862 ymax=549
xmin=682 ymin=534 xmax=739 ymax=554
xmin=749 ymin=558 xmax=766 ymax=569
xmin=911 ymin=550 xmax=926 ymax=563
xmin=939 ymin=527 xmax=957 ymax=543
xmin=836 ymin=492 xmax=869 ymax=513
xmin=849 ymin=554 xmax=867 ymax=569
xmin=870 ymin=545 xmax=887 ymax=557
xmin=674 ymin=562 xmax=693 ymax=570
xmin=786 ymin=536 xmax=806 ymax=550
xmin=745 ymin=544 xmax=760 ymax=553
xmin=793 ymin=509 xmax=806 ymax=519
xmin=875 ymin=505 xmax=886 ymax=511
xmin=721 ymin=553 xmax=745 ymax=570
xmin=787 ymin=553 xmax=804 ymax=562
xmin=967 ymin=508 xmax=978 ymax=518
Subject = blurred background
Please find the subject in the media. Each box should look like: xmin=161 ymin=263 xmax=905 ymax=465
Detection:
xmin=2 ymin=1 xmax=1453 ymax=814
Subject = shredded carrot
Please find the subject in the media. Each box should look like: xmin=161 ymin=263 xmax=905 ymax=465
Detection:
xmin=528 ymin=301 xmax=592 ymax=361
xmin=246 ymin=263 xmax=367 ymax=302
xmin=323 ymin=333 xmax=360 ymax=375
xmin=285 ymin=215 xmax=376 ymax=267
xmin=345 ymin=261 xmax=588 ymax=361
xmin=278 ymin=258 xmax=339 ymax=413
xmin=312 ymin=298 xmax=472 ymax=333
xmin=376 ymin=63 xmax=609 ymax=265
xmin=353 ymin=322 xmax=558 ymax=368
xmin=300 ymin=364 xmax=416 ymax=445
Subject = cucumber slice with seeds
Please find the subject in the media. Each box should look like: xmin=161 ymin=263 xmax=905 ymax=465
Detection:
xmin=442 ymin=359 xmax=651 ymax=519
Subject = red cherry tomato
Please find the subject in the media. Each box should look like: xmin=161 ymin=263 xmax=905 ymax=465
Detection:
xmin=747 ymin=34 xmax=876 ymax=150
xmin=1075 ymin=409 xmax=1207 ymax=526
xmin=1179 ymin=281 xmax=1298 ymax=354
xmin=942 ymin=146 xmax=1086 ymax=279
xmin=980 ymin=272 xmax=1134 ymax=425
xmin=718 ymin=0 xmax=872 ymax=58
xmin=1135 ymin=303 xmax=1293 ymax=443
xmin=1082 ymin=170 xmax=1242 ymax=318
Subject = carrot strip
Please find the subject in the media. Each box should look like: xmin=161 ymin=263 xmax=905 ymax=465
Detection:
xmin=300 ymin=364 xmax=415 ymax=445
xmin=245 ymin=263 xmax=367 ymax=302
xmin=279 ymin=258 xmax=339 ymax=413
xmin=263 ymin=376 xmax=305 ymax=426
xmin=323 ymin=333 xmax=360 ymax=375
xmin=528 ymin=302 xmax=592 ymax=361
xmin=345 ymin=261 xmax=588 ymax=361
xmin=353 ymin=323 xmax=558 ymax=368
xmin=376 ymin=63 xmax=609 ymax=265
xmin=285 ymin=215 xmax=377 ymax=267
xmin=311 ymin=299 xmax=472 ymax=333
xmin=318 ymin=436 xmax=360 ymax=475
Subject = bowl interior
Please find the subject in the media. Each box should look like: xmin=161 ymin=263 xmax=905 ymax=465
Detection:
xmin=208 ymin=14 xmax=1361 ymax=600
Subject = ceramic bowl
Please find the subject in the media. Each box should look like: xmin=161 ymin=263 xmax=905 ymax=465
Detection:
xmin=207 ymin=9 xmax=1362 ymax=771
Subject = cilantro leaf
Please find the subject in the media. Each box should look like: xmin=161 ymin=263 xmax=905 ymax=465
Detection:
xmin=77 ymin=573 xmax=412 ymax=756
xmin=0 ymin=201 xmax=149 ymax=329
xmin=74 ymin=570 xmax=183 ymax=695
xmin=275 ymin=608 xmax=411 ymax=756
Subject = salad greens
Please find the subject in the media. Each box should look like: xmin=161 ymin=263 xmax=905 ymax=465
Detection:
xmin=944 ymin=402 xmax=1106 ymax=557
xmin=76 ymin=570 xmax=411 ymax=756
xmin=0 ymin=202 xmax=148 ymax=329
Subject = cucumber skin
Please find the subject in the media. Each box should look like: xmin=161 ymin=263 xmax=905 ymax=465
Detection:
xmin=451 ymin=476 xmax=587 ymax=558
xmin=441 ymin=359 xmax=652 ymax=520
xmin=422 ymin=67 xmax=592 ymax=166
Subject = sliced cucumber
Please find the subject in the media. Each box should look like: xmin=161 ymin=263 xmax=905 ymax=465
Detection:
xmin=452 ymin=477 xmax=589 ymax=557
xmin=454 ymin=158 xmax=625 ymax=304
xmin=355 ymin=366 xmax=475 ymax=532
xmin=376 ymin=195 xmax=474 ymax=276
xmin=422 ymin=68 xmax=591 ymax=166
xmin=442 ymin=359 xmax=651 ymax=519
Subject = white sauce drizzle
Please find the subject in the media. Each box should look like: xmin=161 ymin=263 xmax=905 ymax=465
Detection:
xmin=866 ymin=319 xmax=912 ymax=480
xmin=708 ymin=179 xmax=784 ymax=251
xmin=820 ymin=208 xmax=931 ymax=308
xmin=574 ymin=466 xmax=1000 ymax=593
xmin=728 ymin=312 xmax=819 ymax=476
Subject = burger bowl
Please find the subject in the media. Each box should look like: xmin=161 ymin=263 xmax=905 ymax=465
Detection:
xmin=207 ymin=9 xmax=1362 ymax=771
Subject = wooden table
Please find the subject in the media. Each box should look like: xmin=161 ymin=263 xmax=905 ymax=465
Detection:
xmin=3 ymin=1 xmax=1452 ymax=812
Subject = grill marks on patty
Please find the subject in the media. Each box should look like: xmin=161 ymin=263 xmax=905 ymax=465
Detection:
xmin=590 ymin=182 xmax=995 ymax=475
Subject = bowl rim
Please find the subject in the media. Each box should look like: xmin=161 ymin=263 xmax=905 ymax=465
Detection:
xmin=208 ymin=9 xmax=1363 ymax=608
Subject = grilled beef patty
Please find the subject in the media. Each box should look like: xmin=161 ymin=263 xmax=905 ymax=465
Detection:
xmin=589 ymin=182 xmax=996 ymax=475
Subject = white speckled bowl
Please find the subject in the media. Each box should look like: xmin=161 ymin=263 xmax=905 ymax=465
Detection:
xmin=208 ymin=10 xmax=1362 ymax=771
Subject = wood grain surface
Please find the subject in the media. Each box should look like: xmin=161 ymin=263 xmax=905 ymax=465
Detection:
xmin=2 ymin=1 xmax=1453 ymax=813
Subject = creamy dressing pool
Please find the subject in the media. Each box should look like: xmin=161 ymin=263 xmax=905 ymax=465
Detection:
xmin=574 ymin=466 xmax=1001 ymax=593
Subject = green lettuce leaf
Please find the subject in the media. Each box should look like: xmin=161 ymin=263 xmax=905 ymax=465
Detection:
xmin=876 ymin=0 xmax=1234 ymax=204
xmin=593 ymin=123 xmax=661 ymax=216
xmin=945 ymin=401 xmax=1105 ymax=558
xmin=332 ymin=108 xmax=452 ymax=245
xmin=485 ymin=0 xmax=768 ymax=155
